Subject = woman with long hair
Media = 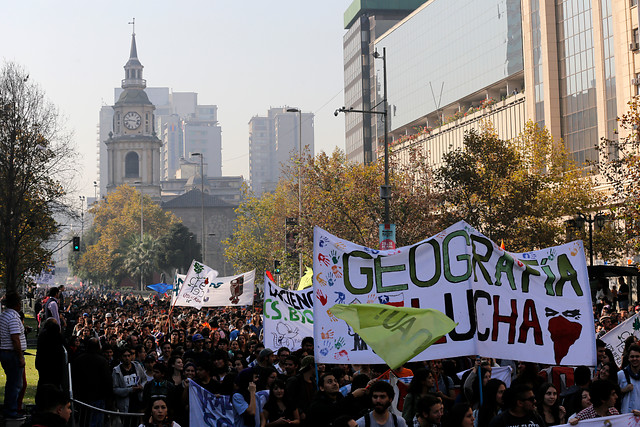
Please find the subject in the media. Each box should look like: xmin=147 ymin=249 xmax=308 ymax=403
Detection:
xmin=138 ymin=396 xmax=181 ymax=427
xmin=444 ymin=403 xmax=475 ymax=427
xmin=403 ymin=368 xmax=436 ymax=423
xmin=260 ymin=379 xmax=300 ymax=427
xmin=536 ymin=383 xmax=566 ymax=426
xmin=168 ymin=356 xmax=184 ymax=387
xmin=596 ymin=361 xmax=619 ymax=384
xmin=475 ymin=379 xmax=506 ymax=427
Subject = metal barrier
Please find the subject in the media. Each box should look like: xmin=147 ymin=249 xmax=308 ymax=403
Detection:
xmin=65 ymin=348 xmax=143 ymax=427
xmin=71 ymin=399 xmax=143 ymax=427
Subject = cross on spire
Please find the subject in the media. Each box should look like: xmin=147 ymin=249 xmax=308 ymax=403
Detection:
xmin=128 ymin=18 xmax=135 ymax=36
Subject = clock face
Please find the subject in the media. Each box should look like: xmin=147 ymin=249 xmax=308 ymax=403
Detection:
xmin=123 ymin=111 xmax=141 ymax=130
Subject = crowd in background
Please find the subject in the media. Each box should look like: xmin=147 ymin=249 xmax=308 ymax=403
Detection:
xmin=0 ymin=275 xmax=639 ymax=427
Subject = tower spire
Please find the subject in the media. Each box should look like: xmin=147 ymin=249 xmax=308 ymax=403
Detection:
xmin=122 ymin=19 xmax=145 ymax=89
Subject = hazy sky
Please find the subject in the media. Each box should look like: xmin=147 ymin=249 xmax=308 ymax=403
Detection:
xmin=1 ymin=1 xmax=349 ymax=199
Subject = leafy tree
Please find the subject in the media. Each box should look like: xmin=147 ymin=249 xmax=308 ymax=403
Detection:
xmin=596 ymin=96 xmax=640 ymax=253
xmin=224 ymin=148 xmax=443 ymax=285
xmin=115 ymin=234 xmax=160 ymax=290
xmin=0 ymin=62 xmax=76 ymax=294
xmin=73 ymin=185 xmax=178 ymax=287
xmin=157 ymin=223 xmax=201 ymax=274
xmin=436 ymin=121 xmax=598 ymax=252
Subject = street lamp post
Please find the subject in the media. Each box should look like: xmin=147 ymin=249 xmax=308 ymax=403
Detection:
xmin=93 ymin=181 xmax=98 ymax=201
xmin=286 ymin=108 xmax=304 ymax=279
xmin=335 ymin=47 xmax=392 ymax=249
xmin=79 ymin=196 xmax=85 ymax=239
xmin=134 ymin=181 xmax=144 ymax=290
xmin=573 ymin=212 xmax=606 ymax=266
xmin=191 ymin=153 xmax=206 ymax=264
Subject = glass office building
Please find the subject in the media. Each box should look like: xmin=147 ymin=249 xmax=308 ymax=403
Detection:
xmin=369 ymin=0 xmax=638 ymax=168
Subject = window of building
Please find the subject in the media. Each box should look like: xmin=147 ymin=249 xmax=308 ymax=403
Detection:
xmin=125 ymin=151 xmax=139 ymax=178
xmin=632 ymin=0 xmax=638 ymax=7
xmin=634 ymin=28 xmax=639 ymax=45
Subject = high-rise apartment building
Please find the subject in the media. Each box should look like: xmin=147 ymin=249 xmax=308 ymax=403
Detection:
xmin=342 ymin=0 xmax=427 ymax=164
xmin=249 ymin=107 xmax=314 ymax=196
xmin=372 ymin=0 xmax=638 ymax=172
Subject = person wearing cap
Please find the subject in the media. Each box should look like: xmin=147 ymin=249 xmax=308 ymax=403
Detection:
xmin=286 ymin=355 xmax=317 ymax=422
xmin=183 ymin=333 xmax=211 ymax=365
xmin=597 ymin=315 xmax=613 ymax=338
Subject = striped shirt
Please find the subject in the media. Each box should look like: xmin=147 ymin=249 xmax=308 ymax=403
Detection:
xmin=0 ymin=308 xmax=26 ymax=351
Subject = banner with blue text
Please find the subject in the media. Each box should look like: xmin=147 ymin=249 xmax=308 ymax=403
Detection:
xmin=313 ymin=221 xmax=596 ymax=366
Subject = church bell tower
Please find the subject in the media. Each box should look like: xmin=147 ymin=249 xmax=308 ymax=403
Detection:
xmin=105 ymin=22 xmax=161 ymax=199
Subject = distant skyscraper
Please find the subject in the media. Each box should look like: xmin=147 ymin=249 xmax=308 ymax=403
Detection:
xmin=342 ymin=0 xmax=426 ymax=164
xmin=249 ymin=107 xmax=314 ymax=196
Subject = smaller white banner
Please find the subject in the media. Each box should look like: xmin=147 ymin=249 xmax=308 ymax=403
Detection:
xmin=600 ymin=313 xmax=640 ymax=367
xmin=174 ymin=261 xmax=218 ymax=309
xmin=263 ymin=274 xmax=314 ymax=351
xmin=201 ymin=270 xmax=256 ymax=307
xmin=562 ymin=412 xmax=637 ymax=427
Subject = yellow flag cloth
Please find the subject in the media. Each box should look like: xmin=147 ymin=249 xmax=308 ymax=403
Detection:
xmin=297 ymin=267 xmax=313 ymax=290
xmin=330 ymin=303 xmax=457 ymax=370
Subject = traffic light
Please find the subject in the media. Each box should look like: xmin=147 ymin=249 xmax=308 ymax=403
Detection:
xmin=274 ymin=260 xmax=281 ymax=275
xmin=72 ymin=236 xmax=80 ymax=252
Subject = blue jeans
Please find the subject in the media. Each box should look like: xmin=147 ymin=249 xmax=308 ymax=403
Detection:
xmin=0 ymin=351 xmax=24 ymax=418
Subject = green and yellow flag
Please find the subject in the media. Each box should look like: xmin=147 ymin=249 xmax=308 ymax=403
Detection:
xmin=297 ymin=267 xmax=313 ymax=290
xmin=330 ymin=303 xmax=457 ymax=370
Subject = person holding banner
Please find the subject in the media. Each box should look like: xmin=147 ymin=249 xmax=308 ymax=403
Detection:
xmin=233 ymin=368 xmax=259 ymax=427
xmin=568 ymin=380 xmax=621 ymax=424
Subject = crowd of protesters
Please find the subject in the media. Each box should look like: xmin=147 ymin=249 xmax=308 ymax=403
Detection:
xmin=0 ymin=276 xmax=639 ymax=427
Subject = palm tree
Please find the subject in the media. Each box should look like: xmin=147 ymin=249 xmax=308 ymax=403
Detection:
xmin=120 ymin=234 xmax=160 ymax=290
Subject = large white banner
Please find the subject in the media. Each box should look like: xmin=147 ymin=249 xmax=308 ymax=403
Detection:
xmin=313 ymin=221 xmax=596 ymax=366
xmin=201 ymin=270 xmax=256 ymax=307
xmin=561 ymin=413 xmax=637 ymax=427
xmin=263 ymin=274 xmax=314 ymax=351
xmin=601 ymin=313 xmax=640 ymax=366
xmin=174 ymin=261 xmax=218 ymax=309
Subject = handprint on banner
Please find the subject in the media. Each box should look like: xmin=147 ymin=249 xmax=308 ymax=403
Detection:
xmin=316 ymin=273 xmax=327 ymax=286
xmin=366 ymin=294 xmax=377 ymax=304
xmin=316 ymin=289 xmax=328 ymax=306
xmin=320 ymin=340 xmax=333 ymax=356
xmin=330 ymin=250 xmax=339 ymax=265
xmin=321 ymin=328 xmax=334 ymax=340
xmin=334 ymin=350 xmax=349 ymax=360
xmin=318 ymin=253 xmax=331 ymax=266
xmin=335 ymin=242 xmax=346 ymax=250
xmin=318 ymin=236 xmax=330 ymax=247
xmin=331 ymin=265 xmax=343 ymax=278
xmin=548 ymin=248 xmax=557 ymax=262
xmin=334 ymin=337 xmax=345 ymax=350
xmin=327 ymin=309 xmax=339 ymax=322
xmin=334 ymin=291 xmax=346 ymax=304
xmin=327 ymin=272 xmax=335 ymax=287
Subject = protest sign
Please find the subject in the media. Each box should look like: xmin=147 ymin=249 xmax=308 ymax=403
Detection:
xmin=32 ymin=265 xmax=55 ymax=286
xmin=559 ymin=413 xmax=637 ymax=427
xmin=313 ymin=221 xmax=596 ymax=366
xmin=174 ymin=261 xmax=218 ymax=309
xmin=171 ymin=274 xmax=186 ymax=305
xmin=189 ymin=381 xmax=234 ymax=426
xmin=600 ymin=313 xmax=640 ymax=366
xmin=263 ymin=274 xmax=314 ymax=351
xmin=189 ymin=381 xmax=269 ymax=427
xmin=201 ymin=270 xmax=256 ymax=307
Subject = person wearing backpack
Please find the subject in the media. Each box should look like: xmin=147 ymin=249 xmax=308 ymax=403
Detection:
xmin=356 ymin=380 xmax=407 ymax=427
xmin=618 ymin=344 xmax=640 ymax=413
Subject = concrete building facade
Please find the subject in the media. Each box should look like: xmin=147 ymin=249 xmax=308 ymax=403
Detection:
xmin=249 ymin=107 xmax=314 ymax=196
